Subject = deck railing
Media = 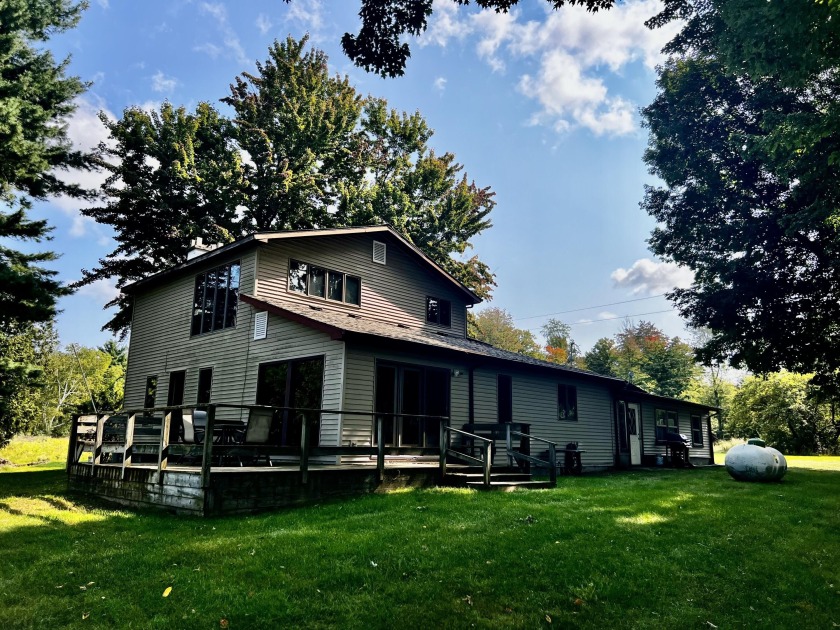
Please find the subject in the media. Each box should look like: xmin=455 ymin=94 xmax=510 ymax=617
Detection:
xmin=506 ymin=428 xmax=557 ymax=486
xmin=440 ymin=425 xmax=494 ymax=487
xmin=67 ymin=403 xmax=451 ymax=486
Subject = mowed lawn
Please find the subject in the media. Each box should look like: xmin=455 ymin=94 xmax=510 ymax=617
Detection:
xmin=1 ymin=441 xmax=838 ymax=629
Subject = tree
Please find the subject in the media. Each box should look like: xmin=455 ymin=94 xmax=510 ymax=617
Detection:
xmin=470 ymin=307 xmax=542 ymax=358
xmin=77 ymin=102 xmax=246 ymax=335
xmin=540 ymin=318 xmax=577 ymax=364
xmin=641 ymin=0 xmax=840 ymax=389
xmin=582 ymin=337 xmax=619 ymax=377
xmin=0 ymin=0 xmax=94 ymax=447
xmin=283 ymin=0 xmax=615 ymax=77
xmin=728 ymin=372 xmax=839 ymax=455
xmin=81 ymin=37 xmax=497 ymax=337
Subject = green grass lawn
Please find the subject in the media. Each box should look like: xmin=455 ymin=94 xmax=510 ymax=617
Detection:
xmin=0 ymin=436 xmax=68 ymax=469
xmin=1 ymin=455 xmax=838 ymax=628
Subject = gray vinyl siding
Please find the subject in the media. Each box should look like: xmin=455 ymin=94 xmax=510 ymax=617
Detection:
xmin=472 ymin=369 xmax=616 ymax=468
xmin=640 ymin=400 xmax=713 ymax=464
xmin=124 ymin=250 xmax=345 ymax=444
xmin=254 ymin=233 xmax=470 ymax=337
xmin=342 ymin=346 xmax=470 ymax=446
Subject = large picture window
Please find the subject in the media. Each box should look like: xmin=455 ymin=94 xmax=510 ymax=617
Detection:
xmin=288 ymin=259 xmax=360 ymax=306
xmin=191 ymin=261 xmax=240 ymax=336
xmin=655 ymin=409 xmax=678 ymax=441
xmin=426 ymin=296 xmax=451 ymax=327
xmin=256 ymin=356 xmax=325 ymax=446
xmin=557 ymin=384 xmax=577 ymax=421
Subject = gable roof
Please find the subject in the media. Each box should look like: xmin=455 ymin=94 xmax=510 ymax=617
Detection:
xmin=122 ymin=225 xmax=481 ymax=303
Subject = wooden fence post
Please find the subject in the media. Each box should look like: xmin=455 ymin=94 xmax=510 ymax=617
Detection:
xmin=200 ymin=405 xmax=215 ymax=489
xmin=66 ymin=415 xmax=79 ymax=473
xmin=157 ymin=410 xmax=171 ymax=482
xmin=92 ymin=414 xmax=108 ymax=478
xmin=483 ymin=442 xmax=492 ymax=488
xmin=439 ymin=421 xmax=447 ymax=481
xmin=548 ymin=442 xmax=557 ymax=486
xmin=376 ymin=415 xmax=385 ymax=482
xmin=121 ymin=412 xmax=136 ymax=480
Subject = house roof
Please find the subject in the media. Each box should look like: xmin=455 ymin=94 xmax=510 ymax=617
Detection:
xmin=240 ymin=293 xmax=717 ymax=412
xmin=122 ymin=225 xmax=481 ymax=303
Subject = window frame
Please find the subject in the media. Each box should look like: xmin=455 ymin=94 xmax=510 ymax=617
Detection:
xmin=191 ymin=260 xmax=240 ymax=336
xmin=690 ymin=414 xmax=704 ymax=446
xmin=655 ymin=408 xmax=679 ymax=442
xmin=287 ymin=258 xmax=361 ymax=307
xmin=557 ymin=384 xmax=578 ymax=421
xmin=425 ymin=296 xmax=452 ymax=328
xmin=196 ymin=367 xmax=213 ymax=406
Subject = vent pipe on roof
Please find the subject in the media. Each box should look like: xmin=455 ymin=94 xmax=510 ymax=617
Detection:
xmin=187 ymin=237 xmax=220 ymax=260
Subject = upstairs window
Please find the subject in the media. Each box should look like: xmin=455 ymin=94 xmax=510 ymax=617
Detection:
xmin=557 ymin=384 xmax=578 ymax=421
xmin=191 ymin=261 xmax=240 ymax=335
xmin=288 ymin=259 xmax=361 ymax=306
xmin=655 ymin=409 xmax=678 ymax=441
xmin=426 ymin=296 xmax=451 ymax=327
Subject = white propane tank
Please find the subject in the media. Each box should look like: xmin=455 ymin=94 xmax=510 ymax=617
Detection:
xmin=725 ymin=443 xmax=788 ymax=482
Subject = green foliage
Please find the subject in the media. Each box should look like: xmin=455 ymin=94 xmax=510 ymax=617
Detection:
xmin=582 ymin=337 xmax=619 ymax=377
xmin=78 ymin=102 xmax=244 ymax=335
xmin=470 ymin=307 xmax=542 ymax=358
xmin=80 ymin=37 xmax=496 ymax=336
xmin=728 ymin=372 xmax=839 ymax=454
xmin=540 ymin=318 xmax=577 ymax=364
xmin=0 ymin=0 xmax=93 ymax=333
xmin=0 ymin=435 xmax=67 ymax=466
xmin=642 ymin=0 xmax=840 ymax=386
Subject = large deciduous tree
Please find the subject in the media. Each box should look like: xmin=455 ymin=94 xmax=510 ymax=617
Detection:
xmin=641 ymin=0 xmax=840 ymax=389
xmin=80 ymin=37 xmax=496 ymax=337
xmin=470 ymin=307 xmax=542 ymax=358
xmin=0 ymin=0 xmax=94 ymax=447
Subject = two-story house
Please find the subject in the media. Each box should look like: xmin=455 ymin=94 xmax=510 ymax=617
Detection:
xmin=121 ymin=225 xmax=715 ymax=471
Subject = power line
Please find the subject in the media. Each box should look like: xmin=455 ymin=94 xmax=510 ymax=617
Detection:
xmin=525 ymin=308 xmax=676 ymax=332
xmin=515 ymin=293 xmax=669 ymax=321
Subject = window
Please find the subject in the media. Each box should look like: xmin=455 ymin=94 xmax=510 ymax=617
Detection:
xmin=690 ymin=414 xmax=704 ymax=446
xmin=144 ymin=376 xmax=158 ymax=409
xmin=498 ymin=375 xmax=513 ymax=423
xmin=426 ymin=296 xmax=451 ymax=327
xmin=288 ymin=259 xmax=361 ymax=306
xmin=655 ymin=409 xmax=678 ymax=441
xmin=558 ymin=384 xmax=577 ymax=421
xmin=197 ymin=368 xmax=213 ymax=405
xmin=191 ymin=261 xmax=240 ymax=335
xmin=256 ymin=356 xmax=325 ymax=446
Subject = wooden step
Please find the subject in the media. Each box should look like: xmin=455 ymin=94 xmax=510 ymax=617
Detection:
xmin=465 ymin=480 xmax=555 ymax=491
xmin=445 ymin=472 xmax=533 ymax=483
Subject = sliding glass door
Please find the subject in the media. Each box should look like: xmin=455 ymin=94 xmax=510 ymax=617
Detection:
xmin=375 ymin=363 xmax=449 ymax=447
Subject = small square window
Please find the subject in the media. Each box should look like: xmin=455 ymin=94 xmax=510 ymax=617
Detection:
xmin=655 ymin=409 xmax=678 ymax=441
xmin=426 ymin=296 xmax=452 ymax=327
xmin=289 ymin=260 xmax=308 ymax=294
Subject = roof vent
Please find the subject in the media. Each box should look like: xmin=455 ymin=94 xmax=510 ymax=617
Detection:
xmin=253 ymin=311 xmax=268 ymax=340
xmin=372 ymin=240 xmax=386 ymax=265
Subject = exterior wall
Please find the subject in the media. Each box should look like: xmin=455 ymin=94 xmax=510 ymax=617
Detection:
xmin=254 ymin=232 xmax=471 ymax=338
xmin=342 ymin=345 xmax=470 ymax=446
xmin=124 ymin=250 xmax=345 ymax=444
xmin=639 ymin=400 xmax=713 ymax=464
xmin=472 ymin=368 xmax=616 ymax=469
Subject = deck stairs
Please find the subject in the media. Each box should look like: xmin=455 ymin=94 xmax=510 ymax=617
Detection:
xmin=442 ymin=465 xmax=555 ymax=491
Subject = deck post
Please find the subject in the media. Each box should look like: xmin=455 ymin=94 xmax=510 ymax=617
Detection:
xmin=157 ymin=410 xmax=171 ymax=482
xmin=439 ymin=421 xmax=447 ymax=481
xmin=200 ymin=405 xmax=215 ymax=491
xmin=483 ymin=442 xmax=492 ymax=487
xmin=92 ymin=414 xmax=107 ymax=478
xmin=548 ymin=441 xmax=557 ymax=486
xmin=506 ymin=424 xmax=512 ymax=467
xmin=66 ymin=415 xmax=79 ymax=473
xmin=376 ymin=415 xmax=384 ymax=482
xmin=121 ymin=412 xmax=136 ymax=480
xmin=300 ymin=413 xmax=309 ymax=484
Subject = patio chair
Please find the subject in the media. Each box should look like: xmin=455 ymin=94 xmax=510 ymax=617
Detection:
xmin=242 ymin=408 xmax=273 ymax=466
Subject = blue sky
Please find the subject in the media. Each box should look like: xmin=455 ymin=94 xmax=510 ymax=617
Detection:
xmin=30 ymin=0 xmax=694 ymax=352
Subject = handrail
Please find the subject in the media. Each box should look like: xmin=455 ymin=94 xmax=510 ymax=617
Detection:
xmin=439 ymin=424 xmax=493 ymax=487
xmin=505 ymin=425 xmax=557 ymax=486
xmin=444 ymin=426 xmax=494 ymax=445
xmin=509 ymin=430 xmax=556 ymax=447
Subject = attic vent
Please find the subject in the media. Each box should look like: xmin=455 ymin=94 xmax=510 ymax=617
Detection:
xmin=253 ymin=311 xmax=268 ymax=340
xmin=372 ymin=240 xmax=387 ymax=265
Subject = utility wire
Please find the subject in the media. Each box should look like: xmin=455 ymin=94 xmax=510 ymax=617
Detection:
xmin=525 ymin=308 xmax=676 ymax=332
xmin=515 ymin=293 xmax=668 ymax=321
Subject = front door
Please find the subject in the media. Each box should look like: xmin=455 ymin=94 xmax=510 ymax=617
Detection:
xmin=627 ymin=403 xmax=641 ymax=465
xmin=375 ymin=363 xmax=448 ymax=447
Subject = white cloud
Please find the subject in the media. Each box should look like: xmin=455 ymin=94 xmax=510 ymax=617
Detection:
xmin=151 ymin=70 xmax=178 ymax=93
xmin=434 ymin=76 xmax=447 ymax=93
xmin=285 ymin=0 xmax=323 ymax=32
xmin=421 ymin=0 xmax=681 ymax=136
xmin=95 ymin=0 xmax=109 ymax=8
xmin=197 ymin=3 xmax=250 ymax=65
xmin=256 ymin=13 xmax=273 ymax=35
xmin=77 ymin=278 xmax=120 ymax=304
xmin=611 ymin=258 xmax=694 ymax=295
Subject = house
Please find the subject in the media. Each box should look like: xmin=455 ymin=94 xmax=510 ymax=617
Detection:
xmin=68 ymin=225 xmax=715 ymax=514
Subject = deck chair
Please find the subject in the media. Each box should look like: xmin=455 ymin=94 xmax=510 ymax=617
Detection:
xmin=173 ymin=410 xmax=201 ymax=465
xmin=243 ymin=408 xmax=273 ymax=466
